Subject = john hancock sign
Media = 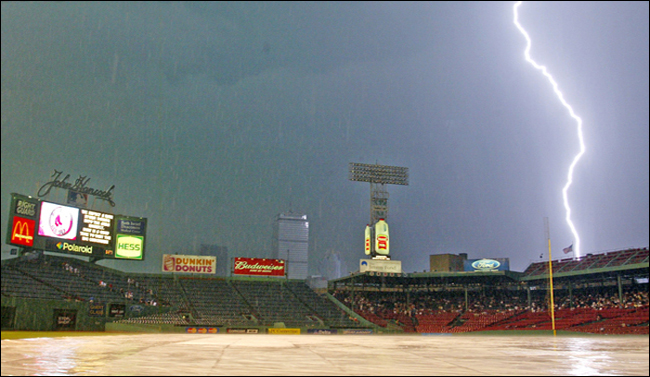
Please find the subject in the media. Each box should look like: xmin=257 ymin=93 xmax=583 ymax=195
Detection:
xmin=38 ymin=170 xmax=115 ymax=207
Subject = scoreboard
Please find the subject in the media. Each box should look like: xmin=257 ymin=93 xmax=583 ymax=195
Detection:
xmin=79 ymin=209 xmax=114 ymax=246
xmin=6 ymin=193 xmax=146 ymax=260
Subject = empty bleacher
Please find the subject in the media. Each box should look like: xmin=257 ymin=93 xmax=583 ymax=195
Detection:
xmin=285 ymin=282 xmax=360 ymax=328
xmin=9 ymin=257 xmax=124 ymax=303
xmin=524 ymin=248 xmax=649 ymax=276
xmin=230 ymin=280 xmax=317 ymax=328
xmin=1 ymin=264 xmax=66 ymax=300
xmin=180 ymin=278 xmax=254 ymax=326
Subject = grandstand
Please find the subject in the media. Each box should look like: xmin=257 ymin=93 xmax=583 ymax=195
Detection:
xmin=523 ymin=247 xmax=649 ymax=277
xmin=1 ymin=253 xmax=361 ymax=332
xmin=330 ymin=247 xmax=648 ymax=334
xmin=2 ymin=248 xmax=648 ymax=334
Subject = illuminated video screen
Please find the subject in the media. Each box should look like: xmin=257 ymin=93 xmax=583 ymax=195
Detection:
xmin=38 ymin=201 xmax=79 ymax=240
xmin=79 ymin=209 xmax=114 ymax=246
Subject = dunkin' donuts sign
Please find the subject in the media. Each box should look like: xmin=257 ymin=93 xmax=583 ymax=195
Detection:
xmin=162 ymin=254 xmax=216 ymax=274
xmin=233 ymin=257 xmax=285 ymax=276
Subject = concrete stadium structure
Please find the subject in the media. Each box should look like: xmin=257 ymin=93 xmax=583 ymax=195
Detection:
xmin=1 ymin=248 xmax=648 ymax=335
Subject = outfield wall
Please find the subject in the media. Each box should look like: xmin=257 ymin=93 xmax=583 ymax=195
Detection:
xmin=105 ymin=322 xmax=378 ymax=335
xmin=1 ymin=296 xmax=170 ymax=332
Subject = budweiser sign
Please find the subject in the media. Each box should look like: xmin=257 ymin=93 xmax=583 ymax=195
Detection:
xmin=233 ymin=257 xmax=285 ymax=276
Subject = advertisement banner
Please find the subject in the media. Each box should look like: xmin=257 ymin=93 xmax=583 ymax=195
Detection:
xmin=108 ymin=304 xmax=126 ymax=317
xmin=53 ymin=309 xmax=77 ymax=331
xmin=185 ymin=327 xmax=219 ymax=334
xmin=44 ymin=238 xmax=99 ymax=257
xmin=88 ymin=303 xmax=105 ymax=317
xmin=307 ymin=329 xmax=336 ymax=335
xmin=114 ymin=215 xmax=147 ymax=260
xmin=233 ymin=257 xmax=285 ymax=276
xmin=10 ymin=216 xmax=35 ymax=247
xmin=463 ymin=258 xmax=510 ymax=272
xmin=162 ymin=254 xmax=216 ymax=274
xmin=115 ymin=234 xmax=144 ymax=260
xmin=7 ymin=194 xmax=39 ymax=248
xmin=226 ymin=328 xmax=259 ymax=334
xmin=116 ymin=217 xmax=146 ymax=236
xmin=364 ymin=225 xmax=371 ymax=255
xmin=14 ymin=196 xmax=38 ymax=218
xmin=374 ymin=219 xmax=390 ymax=255
xmin=342 ymin=329 xmax=373 ymax=335
xmin=267 ymin=328 xmax=301 ymax=335
xmin=360 ymin=259 xmax=402 ymax=273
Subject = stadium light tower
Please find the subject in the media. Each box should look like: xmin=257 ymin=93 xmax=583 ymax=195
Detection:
xmin=349 ymin=162 xmax=409 ymax=258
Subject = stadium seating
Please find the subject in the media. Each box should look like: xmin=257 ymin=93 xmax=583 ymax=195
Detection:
xmin=522 ymin=262 xmax=546 ymax=276
xmin=180 ymin=278 xmax=254 ymax=326
xmin=284 ymin=282 xmax=360 ymax=328
xmin=231 ymin=280 xmax=322 ymax=328
xmin=570 ymin=306 xmax=649 ymax=335
xmin=383 ymin=311 xmax=417 ymax=332
xmin=626 ymin=248 xmax=649 ymax=265
xmin=415 ymin=311 xmax=459 ymax=333
xmin=1 ymin=248 xmax=647 ymax=334
xmin=1 ymin=264 xmax=67 ymax=300
xmin=356 ymin=311 xmax=389 ymax=327
xmin=450 ymin=310 xmax=520 ymax=333
xmin=8 ymin=257 xmax=124 ymax=303
xmin=523 ymin=248 xmax=649 ymax=276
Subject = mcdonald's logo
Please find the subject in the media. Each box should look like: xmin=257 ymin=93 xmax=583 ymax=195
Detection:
xmin=11 ymin=217 xmax=35 ymax=247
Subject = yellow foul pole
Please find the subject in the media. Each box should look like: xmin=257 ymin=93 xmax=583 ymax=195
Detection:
xmin=544 ymin=217 xmax=557 ymax=336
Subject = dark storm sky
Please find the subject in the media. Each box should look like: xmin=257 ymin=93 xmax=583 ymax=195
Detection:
xmin=1 ymin=1 xmax=648 ymax=275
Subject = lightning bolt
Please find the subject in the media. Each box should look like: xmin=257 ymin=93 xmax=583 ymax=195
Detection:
xmin=513 ymin=1 xmax=586 ymax=258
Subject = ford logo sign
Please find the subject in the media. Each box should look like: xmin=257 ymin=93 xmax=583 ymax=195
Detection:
xmin=471 ymin=259 xmax=501 ymax=271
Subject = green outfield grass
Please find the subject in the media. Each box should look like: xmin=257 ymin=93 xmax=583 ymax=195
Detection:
xmin=1 ymin=331 xmax=134 ymax=340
